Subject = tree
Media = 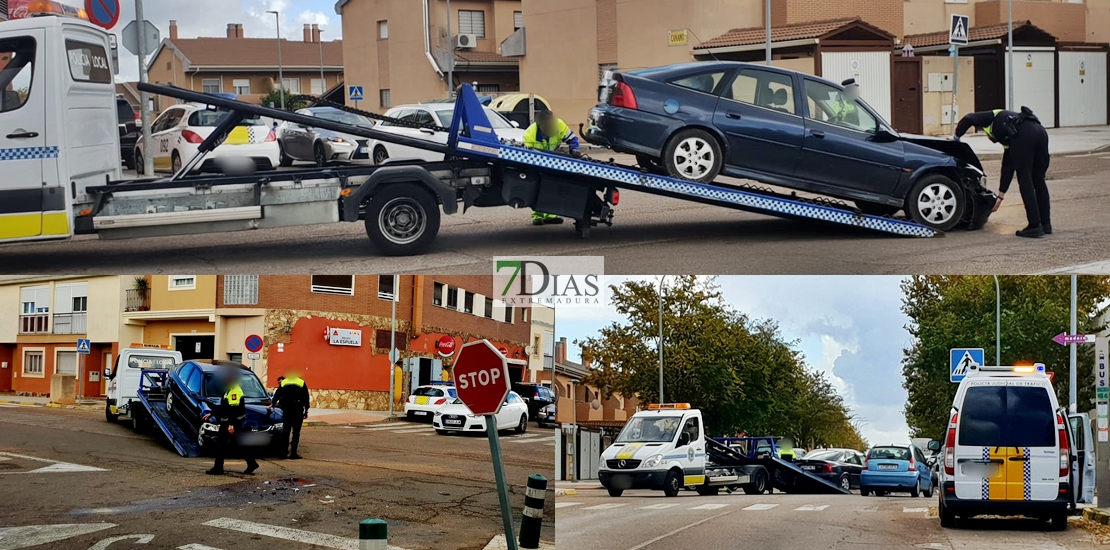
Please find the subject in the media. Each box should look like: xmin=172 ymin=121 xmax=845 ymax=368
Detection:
xmin=258 ymin=86 xmax=308 ymax=110
xmin=579 ymin=276 xmax=867 ymax=449
xmin=901 ymin=276 xmax=1110 ymax=439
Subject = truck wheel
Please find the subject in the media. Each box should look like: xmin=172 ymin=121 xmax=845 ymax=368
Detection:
xmin=131 ymin=410 xmax=144 ymax=433
xmin=743 ymin=470 xmax=768 ymax=494
xmin=105 ymin=404 xmax=119 ymax=423
xmin=662 ymin=470 xmax=682 ymax=497
xmin=365 ymin=184 xmax=441 ymax=256
xmin=906 ymin=174 xmax=966 ymax=232
xmin=860 ymin=487 xmax=870 ymax=497
xmin=696 ymin=485 xmax=720 ymax=496
xmin=663 ymin=128 xmax=722 ymax=183
xmin=607 ymin=488 xmax=624 ymax=497
xmin=1048 ymin=511 xmax=1068 ymax=531
xmin=939 ymin=499 xmax=956 ymax=528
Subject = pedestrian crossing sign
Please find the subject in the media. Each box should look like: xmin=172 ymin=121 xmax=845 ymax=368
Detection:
xmin=77 ymin=339 xmax=91 ymax=354
xmin=348 ymin=85 xmax=364 ymax=102
xmin=949 ymin=14 xmax=969 ymax=46
xmin=950 ymin=348 xmax=984 ymax=382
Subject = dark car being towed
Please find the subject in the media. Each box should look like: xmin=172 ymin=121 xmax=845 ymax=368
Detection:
xmin=584 ymin=61 xmax=995 ymax=231
xmin=165 ymin=360 xmax=284 ymax=455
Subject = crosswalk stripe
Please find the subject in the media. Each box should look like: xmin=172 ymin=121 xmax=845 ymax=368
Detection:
xmin=742 ymin=503 xmax=779 ymax=511
xmin=689 ymin=503 xmax=729 ymax=510
xmin=509 ymin=436 xmax=554 ymax=444
xmin=390 ymin=428 xmax=433 ymax=434
xmin=638 ymin=503 xmax=681 ymax=510
xmin=179 ymin=544 xmax=225 ymax=550
xmin=508 ymin=433 xmax=544 ymax=440
xmin=795 ymin=505 xmax=830 ymax=511
xmin=903 ymin=507 xmax=929 ymax=513
xmin=203 ymin=517 xmax=409 ymax=550
xmin=582 ymin=503 xmax=628 ymax=510
xmin=363 ymin=424 xmax=412 ymax=431
xmin=554 ymin=502 xmax=583 ymax=509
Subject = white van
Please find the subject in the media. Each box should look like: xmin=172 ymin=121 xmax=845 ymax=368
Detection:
xmin=104 ymin=348 xmax=182 ymax=423
xmin=938 ymin=364 xmax=1094 ymax=530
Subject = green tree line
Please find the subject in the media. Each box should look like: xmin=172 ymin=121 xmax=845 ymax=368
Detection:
xmin=901 ymin=275 xmax=1110 ymax=440
xmin=579 ymin=276 xmax=868 ymax=450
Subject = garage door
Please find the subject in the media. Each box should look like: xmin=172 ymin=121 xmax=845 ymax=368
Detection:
xmin=822 ymin=52 xmax=892 ymax=124
xmin=1058 ymin=51 xmax=1107 ymax=127
xmin=1008 ymin=50 xmax=1055 ymax=128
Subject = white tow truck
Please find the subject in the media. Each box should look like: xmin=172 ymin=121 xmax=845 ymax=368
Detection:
xmin=103 ymin=346 xmax=182 ymax=424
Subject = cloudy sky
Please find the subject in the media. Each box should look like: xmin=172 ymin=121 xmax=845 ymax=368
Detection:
xmin=55 ymin=0 xmax=339 ymax=81
xmin=555 ymin=276 xmax=915 ymax=446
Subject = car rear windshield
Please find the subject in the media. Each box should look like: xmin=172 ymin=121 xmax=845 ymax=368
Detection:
xmin=867 ymin=447 xmax=910 ymax=460
xmin=958 ymin=385 xmax=1055 ymax=447
xmin=433 ymin=109 xmax=513 ymax=130
xmin=189 ymin=109 xmax=265 ymax=128
xmin=805 ymin=450 xmax=842 ymax=462
xmin=117 ymin=100 xmax=135 ymax=124
xmin=413 ymin=387 xmax=443 ymax=397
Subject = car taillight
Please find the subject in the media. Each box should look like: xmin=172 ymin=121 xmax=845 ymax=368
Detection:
xmin=944 ymin=412 xmax=958 ymax=475
xmin=909 ymin=453 xmax=915 ymax=468
xmin=434 ymin=398 xmax=446 ymax=405
xmin=265 ymin=128 xmax=278 ymax=142
xmin=182 ymin=130 xmax=205 ymax=144
xmin=611 ymin=82 xmax=638 ymax=110
xmin=823 ymin=463 xmax=833 ymax=473
xmin=1058 ymin=413 xmax=1070 ymax=477
xmin=407 ymin=396 xmax=415 ymax=403
xmin=864 ymin=457 xmax=868 ymax=469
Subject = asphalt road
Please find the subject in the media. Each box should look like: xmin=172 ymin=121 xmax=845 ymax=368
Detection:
xmin=0 ymin=405 xmax=554 ymax=550
xmin=556 ymin=487 xmax=1100 ymax=550
xmin=2 ymin=153 xmax=1109 ymax=275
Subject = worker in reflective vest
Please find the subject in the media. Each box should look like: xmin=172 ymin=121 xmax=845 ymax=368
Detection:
xmin=524 ymin=110 xmax=582 ymax=226
xmin=831 ymin=79 xmax=861 ymax=128
xmin=954 ymin=107 xmax=1050 ymax=238
xmin=205 ymin=379 xmax=259 ymax=475
xmin=272 ymin=374 xmax=310 ymax=460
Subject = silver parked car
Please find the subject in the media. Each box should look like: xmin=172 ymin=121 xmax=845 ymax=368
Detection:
xmin=278 ymin=106 xmax=376 ymax=167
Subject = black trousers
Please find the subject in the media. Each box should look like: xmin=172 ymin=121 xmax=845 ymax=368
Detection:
xmin=1007 ymin=123 xmax=1052 ymax=228
xmin=212 ymin=424 xmax=258 ymax=472
xmin=281 ymin=410 xmax=304 ymax=456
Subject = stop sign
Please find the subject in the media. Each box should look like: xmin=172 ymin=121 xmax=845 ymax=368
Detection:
xmin=453 ymin=339 xmax=510 ymax=415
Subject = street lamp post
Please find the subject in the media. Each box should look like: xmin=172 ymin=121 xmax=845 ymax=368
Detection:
xmin=267 ymin=10 xmax=286 ymax=110
xmin=1070 ymin=274 xmax=1078 ymax=413
xmin=658 ymin=276 xmax=667 ymax=404
xmin=764 ymin=0 xmax=771 ymax=65
xmin=1007 ymin=0 xmax=1014 ymax=110
xmin=993 ymin=275 xmax=1001 ymax=366
xmin=446 ymin=0 xmax=454 ymax=96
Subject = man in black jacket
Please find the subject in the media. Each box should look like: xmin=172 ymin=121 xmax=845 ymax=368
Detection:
xmin=205 ymin=368 xmax=259 ymax=475
xmin=953 ymin=107 xmax=1050 ymax=238
xmin=272 ymin=372 xmax=310 ymax=459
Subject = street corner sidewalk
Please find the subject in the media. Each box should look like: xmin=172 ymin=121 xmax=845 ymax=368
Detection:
xmin=0 ymin=394 xmax=101 ymax=412
xmin=301 ymin=407 xmax=398 ymax=427
xmin=963 ymin=125 xmax=1110 ymax=161
xmin=1083 ymin=507 xmax=1110 ymax=524
xmin=482 ymin=535 xmax=556 ymax=550
xmin=554 ymin=481 xmax=605 ymax=496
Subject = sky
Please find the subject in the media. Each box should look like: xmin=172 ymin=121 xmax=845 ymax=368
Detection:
xmin=55 ymin=0 xmax=340 ymax=81
xmin=554 ymin=276 xmax=915 ymax=447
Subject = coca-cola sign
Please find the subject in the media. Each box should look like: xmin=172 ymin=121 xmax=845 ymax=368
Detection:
xmin=436 ymin=336 xmax=456 ymax=357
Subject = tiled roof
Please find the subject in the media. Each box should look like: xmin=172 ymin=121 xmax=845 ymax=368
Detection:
xmin=695 ymin=18 xmax=862 ymax=50
xmin=166 ymin=38 xmax=343 ymax=69
xmin=454 ymin=50 xmax=519 ymax=64
xmin=903 ymin=20 xmax=1050 ymax=48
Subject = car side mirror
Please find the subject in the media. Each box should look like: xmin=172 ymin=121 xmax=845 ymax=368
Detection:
xmin=927 ymin=440 xmax=942 ymax=452
xmin=511 ymin=121 xmax=520 ymax=128
xmin=873 ymin=127 xmax=898 ymax=142
xmin=104 ymin=367 xmax=113 ymax=377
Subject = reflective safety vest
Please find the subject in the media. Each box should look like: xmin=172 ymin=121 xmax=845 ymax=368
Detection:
xmin=225 ymin=384 xmax=244 ymax=406
xmin=832 ymin=100 xmax=857 ymax=121
xmin=983 ymin=109 xmax=1008 ymax=149
xmin=524 ymin=119 xmax=575 ymax=152
xmin=281 ymin=376 xmax=305 ymax=388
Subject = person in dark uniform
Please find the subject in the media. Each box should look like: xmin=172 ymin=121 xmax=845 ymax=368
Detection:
xmin=953 ymin=107 xmax=1050 ymax=238
xmin=204 ymin=367 xmax=259 ymax=475
xmin=272 ymin=371 xmax=310 ymax=460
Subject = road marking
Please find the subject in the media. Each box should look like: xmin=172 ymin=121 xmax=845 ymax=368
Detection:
xmin=507 ymin=433 xmax=544 ymax=440
xmin=553 ymin=502 xmax=583 ymax=509
xmin=362 ymin=424 xmax=412 ymax=431
xmin=88 ymin=535 xmax=154 ymax=550
xmin=179 ymin=545 xmax=225 ymax=550
xmin=0 ymin=451 xmax=108 ymax=474
xmin=903 ymin=507 xmax=929 ymax=513
xmin=795 ymin=505 xmax=830 ymax=511
xmin=638 ymin=503 xmax=681 ymax=510
xmin=688 ymin=503 xmax=729 ymax=510
xmin=623 ymin=509 xmax=736 ymax=550
xmin=582 ymin=503 xmax=628 ymax=510
xmin=742 ymin=503 xmax=779 ymax=511
xmin=510 ymin=436 xmax=555 ymax=444
xmin=0 ymin=523 xmax=116 ymax=550
xmin=202 ymin=518 xmax=409 ymax=550
xmin=390 ymin=428 xmax=433 ymax=434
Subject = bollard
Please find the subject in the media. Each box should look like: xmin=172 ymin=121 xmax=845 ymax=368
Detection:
xmin=519 ymin=474 xmax=548 ymax=549
xmin=360 ymin=518 xmax=388 ymax=550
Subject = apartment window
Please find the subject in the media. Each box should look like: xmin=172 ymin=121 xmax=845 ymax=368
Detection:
xmin=458 ymin=10 xmax=486 ymax=38
xmin=311 ymin=275 xmax=355 ymax=296
xmin=281 ymin=78 xmax=301 ymax=94
xmin=233 ymin=79 xmax=251 ymax=95
xmin=20 ymin=285 xmax=50 ymax=334
xmin=223 ymin=275 xmax=258 ymax=305
xmin=433 ymin=282 xmax=445 ymax=306
xmin=201 ymin=79 xmax=221 ymax=94
xmin=169 ymin=276 xmax=196 ymax=290
xmin=378 ymin=20 xmax=388 ymax=39
xmin=378 ymin=275 xmax=398 ymax=301
xmin=56 ymin=351 xmax=77 ymax=375
xmin=23 ymin=351 xmax=44 ymax=376
xmin=484 ymin=297 xmax=494 ymax=319
xmin=446 ymin=286 xmax=459 ymax=309
xmin=514 ymin=11 xmax=523 ymax=30
xmin=504 ymin=305 xmax=514 ymax=323
xmin=53 ymin=282 xmax=88 ymax=335
xmin=380 ymin=89 xmax=391 ymax=109
xmin=310 ymin=78 xmax=326 ymax=95
xmin=463 ymin=291 xmax=476 ymax=314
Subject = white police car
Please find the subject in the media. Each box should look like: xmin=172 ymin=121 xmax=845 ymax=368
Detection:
xmin=403 ymin=382 xmax=457 ymax=421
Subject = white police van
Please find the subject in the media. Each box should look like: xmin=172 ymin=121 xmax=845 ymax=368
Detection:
xmin=104 ymin=347 xmax=182 ymax=424
xmin=937 ymin=363 xmax=1094 ymax=530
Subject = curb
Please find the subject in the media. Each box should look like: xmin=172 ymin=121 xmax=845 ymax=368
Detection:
xmin=554 ymin=489 xmax=577 ymax=497
xmin=1083 ymin=507 xmax=1110 ymax=524
xmin=978 ymin=143 xmax=1110 ymax=161
xmin=1 ymin=400 xmax=100 ymax=411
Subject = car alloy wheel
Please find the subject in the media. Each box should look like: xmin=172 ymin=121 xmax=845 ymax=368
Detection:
xmin=374 ymin=146 xmax=389 ymax=165
xmin=378 ymin=197 xmax=427 ymax=245
xmin=314 ymin=143 xmax=327 ymax=167
xmin=672 ymin=137 xmax=714 ymax=180
xmin=840 ymin=474 xmax=851 ymax=491
xmin=916 ymin=182 xmax=958 ymax=226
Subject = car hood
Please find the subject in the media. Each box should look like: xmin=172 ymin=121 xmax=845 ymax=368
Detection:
xmin=438 ymin=403 xmax=477 ymax=416
xmin=896 ymin=133 xmax=983 ymax=170
xmin=317 ymin=128 xmax=366 ymax=143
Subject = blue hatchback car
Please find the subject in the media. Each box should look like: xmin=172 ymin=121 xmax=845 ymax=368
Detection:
xmin=584 ymin=61 xmax=995 ymax=231
xmin=860 ymin=445 xmax=934 ymax=497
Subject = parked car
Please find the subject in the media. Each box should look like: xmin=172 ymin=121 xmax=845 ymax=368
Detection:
xmin=584 ymin=61 xmax=994 ymax=231
xmin=403 ymin=381 xmax=457 ymax=422
xmin=135 ymin=103 xmax=280 ymax=174
xmin=278 ymin=106 xmax=375 ymax=167
xmin=164 ymin=360 xmax=284 ymax=455
xmin=117 ymin=97 xmax=139 ymax=170
xmin=860 ymin=444 xmax=933 ymax=497
xmin=367 ymin=103 xmax=526 ymax=165
xmin=432 ymin=392 xmax=529 ymax=435
xmin=487 ymin=93 xmax=552 ymax=128
xmin=537 ymin=403 xmax=556 ymax=428
xmin=795 ymin=448 xmax=866 ymax=491
xmin=511 ymin=383 xmax=556 ymax=422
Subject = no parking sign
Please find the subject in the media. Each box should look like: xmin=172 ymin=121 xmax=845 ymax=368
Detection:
xmin=85 ymin=0 xmax=121 ymax=30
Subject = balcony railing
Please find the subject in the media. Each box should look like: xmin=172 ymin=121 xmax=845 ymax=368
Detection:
xmin=125 ymin=289 xmax=150 ymax=312
xmin=52 ymin=313 xmax=88 ymax=335
xmin=19 ymin=314 xmax=50 ymax=334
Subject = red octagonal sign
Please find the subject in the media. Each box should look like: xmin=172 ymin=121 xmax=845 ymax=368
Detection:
xmin=453 ymin=339 xmax=510 ymax=415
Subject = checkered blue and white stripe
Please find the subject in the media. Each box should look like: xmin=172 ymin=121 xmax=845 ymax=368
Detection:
xmin=1022 ymin=447 xmax=1032 ymax=500
xmin=981 ymin=446 xmax=991 ymax=500
xmin=463 ymin=141 xmax=938 ymax=238
xmin=0 ymin=146 xmax=59 ymax=162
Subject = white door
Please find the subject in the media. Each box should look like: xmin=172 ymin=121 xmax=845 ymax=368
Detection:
xmin=1058 ymin=52 xmax=1107 ymax=127
xmin=1069 ymin=413 xmax=1096 ymax=504
xmin=821 ymin=52 xmax=893 ymax=124
xmin=0 ymin=29 xmax=48 ymax=240
xmin=1009 ymin=50 xmax=1056 ymax=128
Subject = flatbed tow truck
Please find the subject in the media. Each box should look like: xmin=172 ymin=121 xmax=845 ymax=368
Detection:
xmin=129 ymin=369 xmax=202 ymax=457
xmin=1 ymin=8 xmax=958 ymax=255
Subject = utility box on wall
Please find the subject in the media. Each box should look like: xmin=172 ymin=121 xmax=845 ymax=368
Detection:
xmin=921 ymin=57 xmax=975 ymax=136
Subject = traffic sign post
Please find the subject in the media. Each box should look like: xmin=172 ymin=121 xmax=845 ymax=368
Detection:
xmin=454 ymin=340 xmax=518 ymax=550
xmin=1096 ymin=337 xmax=1109 ymax=506
xmin=349 ymin=85 xmax=364 ymax=109
xmin=950 ymin=348 xmax=983 ymax=383
xmin=122 ymin=20 xmax=160 ymax=57
xmin=948 ymin=14 xmax=969 ymax=128
xmin=77 ymin=339 xmax=91 ymax=403
xmin=245 ymin=335 xmax=263 ymax=371
xmin=86 ymin=0 xmax=121 ymax=30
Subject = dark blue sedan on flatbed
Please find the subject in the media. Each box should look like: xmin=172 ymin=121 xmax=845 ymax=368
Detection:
xmin=584 ymin=61 xmax=995 ymax=231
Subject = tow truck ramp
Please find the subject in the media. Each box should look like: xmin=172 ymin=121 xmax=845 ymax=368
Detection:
xmin=709 ymin=437 xmax=849 ymax=495
xmin=135 ymin=369 xmax=202 ymax=458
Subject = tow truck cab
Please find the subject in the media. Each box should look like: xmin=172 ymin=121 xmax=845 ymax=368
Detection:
xmin=0 ymin=3 xmax=120 ymax=243
xmin=104 ymin=347 xmax=183 ymax=422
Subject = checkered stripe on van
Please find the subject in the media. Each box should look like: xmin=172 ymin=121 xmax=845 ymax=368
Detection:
xmin=1023 ymin=447 xmax=1032 ymax=500
xmin=490 ymin=143 xmax=938 ymax=238
xmin=981 ymin=446 xmax=991 ymax=500
xmin=0 ymin=146 xmax=59 ymax=162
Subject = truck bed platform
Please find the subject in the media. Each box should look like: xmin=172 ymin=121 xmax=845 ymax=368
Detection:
xmin=136 ymin=370 xmax=201 ymax=458
xmin=708 ymin=437 xmax=849 ymax=495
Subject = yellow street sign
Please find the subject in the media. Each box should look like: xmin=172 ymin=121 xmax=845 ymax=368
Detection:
xmin=669 ymin=29 xmax=688 ymax=47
